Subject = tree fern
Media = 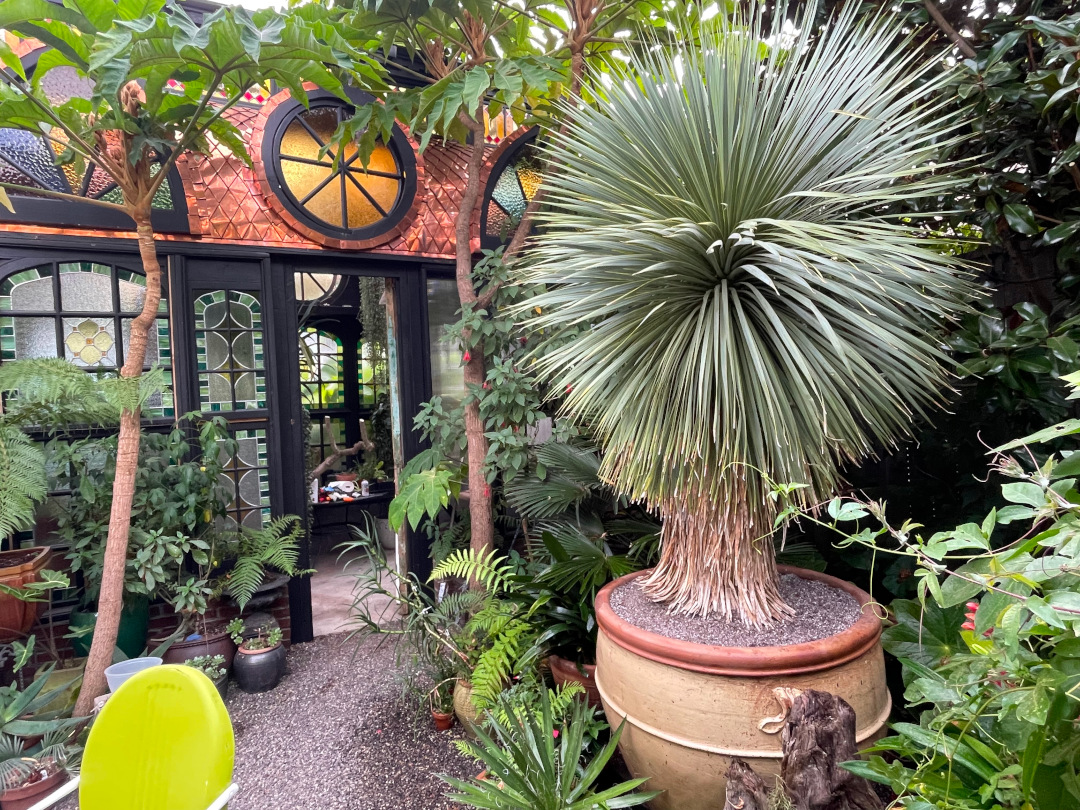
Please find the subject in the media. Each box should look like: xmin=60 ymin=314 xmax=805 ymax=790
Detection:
xmin=0 ymin=425 xmax=47 ymax=541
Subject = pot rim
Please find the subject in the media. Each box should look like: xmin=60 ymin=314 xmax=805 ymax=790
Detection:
xmin=0 ymin=547 xmax=50 ymax=576
xmin=237 ymin=641 xmax=282 ymax=655
xmin=595 ymin=566 xmax=882 ymax=677
xmin=0 ymin=767 xmax=66 ymax=798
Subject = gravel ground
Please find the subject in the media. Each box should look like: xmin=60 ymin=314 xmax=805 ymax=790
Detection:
xmin=57 ymin=634 xmax=475 ymax=809
xmin=610 ymin=573 xmax=860 ymax=646
xmin=228 ymin=633 xmax=474 ymax=810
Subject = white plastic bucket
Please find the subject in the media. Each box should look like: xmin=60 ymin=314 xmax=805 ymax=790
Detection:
xmin=104 ymin=656 xmax=162 ymax=692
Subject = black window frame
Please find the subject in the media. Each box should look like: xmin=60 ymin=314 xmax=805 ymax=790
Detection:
xmin=262 ymin=88 xmax=418 ymax=242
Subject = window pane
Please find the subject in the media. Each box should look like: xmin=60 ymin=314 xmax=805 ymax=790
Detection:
xmin=194 ymin=290 xmax=266 ymax=411
xmin=426 ymin=278 xmax=465 ymax=404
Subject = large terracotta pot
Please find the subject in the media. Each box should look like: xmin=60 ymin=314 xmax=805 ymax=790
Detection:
xmin=548 ymin=654 xmax=601 ymax=707
xmin=453 ymin=679 xmax=482 ymax=739
xmin=595 ymin=566 xmax=891 ymax=810
xmin=0 ymin=548 xmax=51 ymax=643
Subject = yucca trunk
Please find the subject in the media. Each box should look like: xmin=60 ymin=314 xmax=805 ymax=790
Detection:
xmin=73 ymin=212 xmax=159 ymax=716
xmin=642 ymin=484 xmax=793 ymax=625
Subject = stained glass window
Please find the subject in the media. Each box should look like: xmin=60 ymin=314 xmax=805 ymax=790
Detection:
xmin=294 ymin=273 xmax=342 ymax=302
xmin=218 ymin=428 xmax=271 ymax=529
xmin=300 ymin=328 xmax=345 ymax=409
xmin=0 ymin=62 xmax=180 ymax=211
xmin=0 ymin=261 xmax=173 ymax=417
xmin=484 ymin=143 xmax=543 ymax=242
xmin=193 ymin=290 xmax=266 ymax=411
xmin=274 ymin=102 xmax=406 ymax=235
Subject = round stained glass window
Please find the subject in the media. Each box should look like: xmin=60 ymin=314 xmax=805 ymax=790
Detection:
xmin=264 ymin=92 xmax=417 ymax=241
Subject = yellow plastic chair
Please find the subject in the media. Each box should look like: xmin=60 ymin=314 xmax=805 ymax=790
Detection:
xmin=29 ymin=664 xmax=238 ymax=810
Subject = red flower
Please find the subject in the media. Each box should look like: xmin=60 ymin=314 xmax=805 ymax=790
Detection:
xmin=553 ymin=729 xmax=559 ymax=739
xmin=965 ymin=601 xmax=979 ymax=611
xmin=565 ymin=385 xmax=572 ymax=394
xmin=463 ymin=350 xmax=471 ymax=363
xmin=961 ymin=620 xmax=975 ymax=631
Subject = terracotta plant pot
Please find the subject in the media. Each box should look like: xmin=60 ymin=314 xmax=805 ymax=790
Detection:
xmin=548 ymin=654 xmax=601 ymax=707
xmin=594 ymin=566 xmax=891 ymax=810
xmin=333 ymin=472 xmax=358 ymax=482
xmin=432 ymin=709 xmax=454 ymax=731
xmin=453 ymin=679 xmax=482 ymax=739
xmin=0 ymin=768 xmax=67 ymax=810
xmin=0 ymin=548 xmax=50 ymax=643
xmin=233 ymin=643 xmax=286 ymax=693
xmin=158 ymin=626 xmax=236 ymax=671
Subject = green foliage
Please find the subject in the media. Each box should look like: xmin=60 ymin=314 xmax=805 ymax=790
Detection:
xmin=522 ymin=5 xmax=978 ymax=525
xmin=0 ymin=0 xmax=381 ymax=213
xmin=431 ymin=548 xmax=515 ymax=594
xmin=221 ymin=515 xmax=308 ymax=611
xmin=388 ymin=465 xmax=460 ymax=532
xmin=56 ymin=414 xmax=235 ymax=607
xmin=442 ymin=688 xmax=658 ymax=810
xmin=0 ymin=425 xmax=47 ymax=542
xmin=794 ymin=382 xmax=1080 ymax=808
xmin=184 ymin=654 xmax=226 ymax=682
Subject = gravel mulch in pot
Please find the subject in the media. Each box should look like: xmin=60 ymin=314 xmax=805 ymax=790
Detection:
xmin=610 ymin=573 xmax=861 ymax=647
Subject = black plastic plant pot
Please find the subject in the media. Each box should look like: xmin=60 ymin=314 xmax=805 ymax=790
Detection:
xmin=233 ymin=643 xmax=286 ymax=693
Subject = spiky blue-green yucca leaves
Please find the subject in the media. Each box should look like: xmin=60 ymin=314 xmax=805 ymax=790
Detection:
xmin=522 ymin=6 xmax=979 ymax=623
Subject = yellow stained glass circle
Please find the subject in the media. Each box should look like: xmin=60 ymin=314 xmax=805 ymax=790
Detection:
xmin=277 ymin=104 xmax=405 ymax=234
xmin=65 ymin=318 xmax=113 ymax=365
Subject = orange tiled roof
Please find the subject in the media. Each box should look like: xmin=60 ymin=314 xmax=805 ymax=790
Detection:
xmin=0 ymin=87 xmax=526 ymax=261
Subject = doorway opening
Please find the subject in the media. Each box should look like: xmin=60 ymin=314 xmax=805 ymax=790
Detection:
xmin=294 ymin=271 xmax=398 ymax=637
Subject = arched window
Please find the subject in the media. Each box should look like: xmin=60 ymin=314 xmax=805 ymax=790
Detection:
xmin=193 ymin=291 xmax=266 ymax=412
xmin=0 ymin=57 xmax=189 ymax=232
xmin=300 ymin=328 xmax=344 ymax=409
xmin=0 ymin=259 xmax=173 ymax=417
xmin=481 ymin=129 xmax=542 ymax=249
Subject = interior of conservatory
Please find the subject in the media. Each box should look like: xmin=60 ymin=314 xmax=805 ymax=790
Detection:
xmin=1 ymin=1 xmax=1079 ymax=809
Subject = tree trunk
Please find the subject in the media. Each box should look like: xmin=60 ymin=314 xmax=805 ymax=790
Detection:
xmin=455 ymin=110 xmax=495 ymax=557
xmin=73 ymin=212 xmax=160 ymax=716
xmin=642 ymin=485 xmax=792 ymax=624
xmin=723 ymin=759 xmax=770 ymax=810
xmin=780 ymin=690 xmax=883 ymax=810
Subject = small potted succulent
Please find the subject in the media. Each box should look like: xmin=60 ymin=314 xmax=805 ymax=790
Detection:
xmin=227 ymin=619 xmax=285 ymax=694
xmin=184 ymin=654 xmax=229 ymax=701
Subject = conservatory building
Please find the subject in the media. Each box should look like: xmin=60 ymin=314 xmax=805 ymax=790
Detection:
xmin=0 ymin=38 xmax=541 ymax=645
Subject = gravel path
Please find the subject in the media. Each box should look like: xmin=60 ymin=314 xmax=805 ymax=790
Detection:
xmin=56 ymin=634 xmax=476 ymax=809
xmin=611 ymin=573 xmax=861 ymax=647
xmin=229 ymin=633 xmax=474 ymax=810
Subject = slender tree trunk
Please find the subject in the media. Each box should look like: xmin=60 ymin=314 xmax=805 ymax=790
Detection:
xmin=642 ymin=482 xmax=792 ymax=625
xmin=73 ymin=212 xmax=160 ymax=716
xmin=455 ymin=109 xmax=495 ymax=556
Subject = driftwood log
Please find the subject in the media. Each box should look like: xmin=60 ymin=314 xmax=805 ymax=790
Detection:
xmin=307 ymin=416 xmax=375 ymax=483
xmin=723 ymin=758 xmax=771 ymax=810
xmin=724 ymin=690 xmax=882 ymax=810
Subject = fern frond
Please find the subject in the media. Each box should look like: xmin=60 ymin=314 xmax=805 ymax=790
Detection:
xmin=470 ymin=616 xmax=531 ymax=708
xmin=0 ymin=425 xmax=47 ymax=540
xmin=225 ymin=515 xmax=307 ymax=609
xmin=430 ymin=548 xmax=514 ymax=594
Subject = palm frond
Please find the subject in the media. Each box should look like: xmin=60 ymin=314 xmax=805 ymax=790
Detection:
xmin=505 ymin=442 xmax=605 ymax=519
